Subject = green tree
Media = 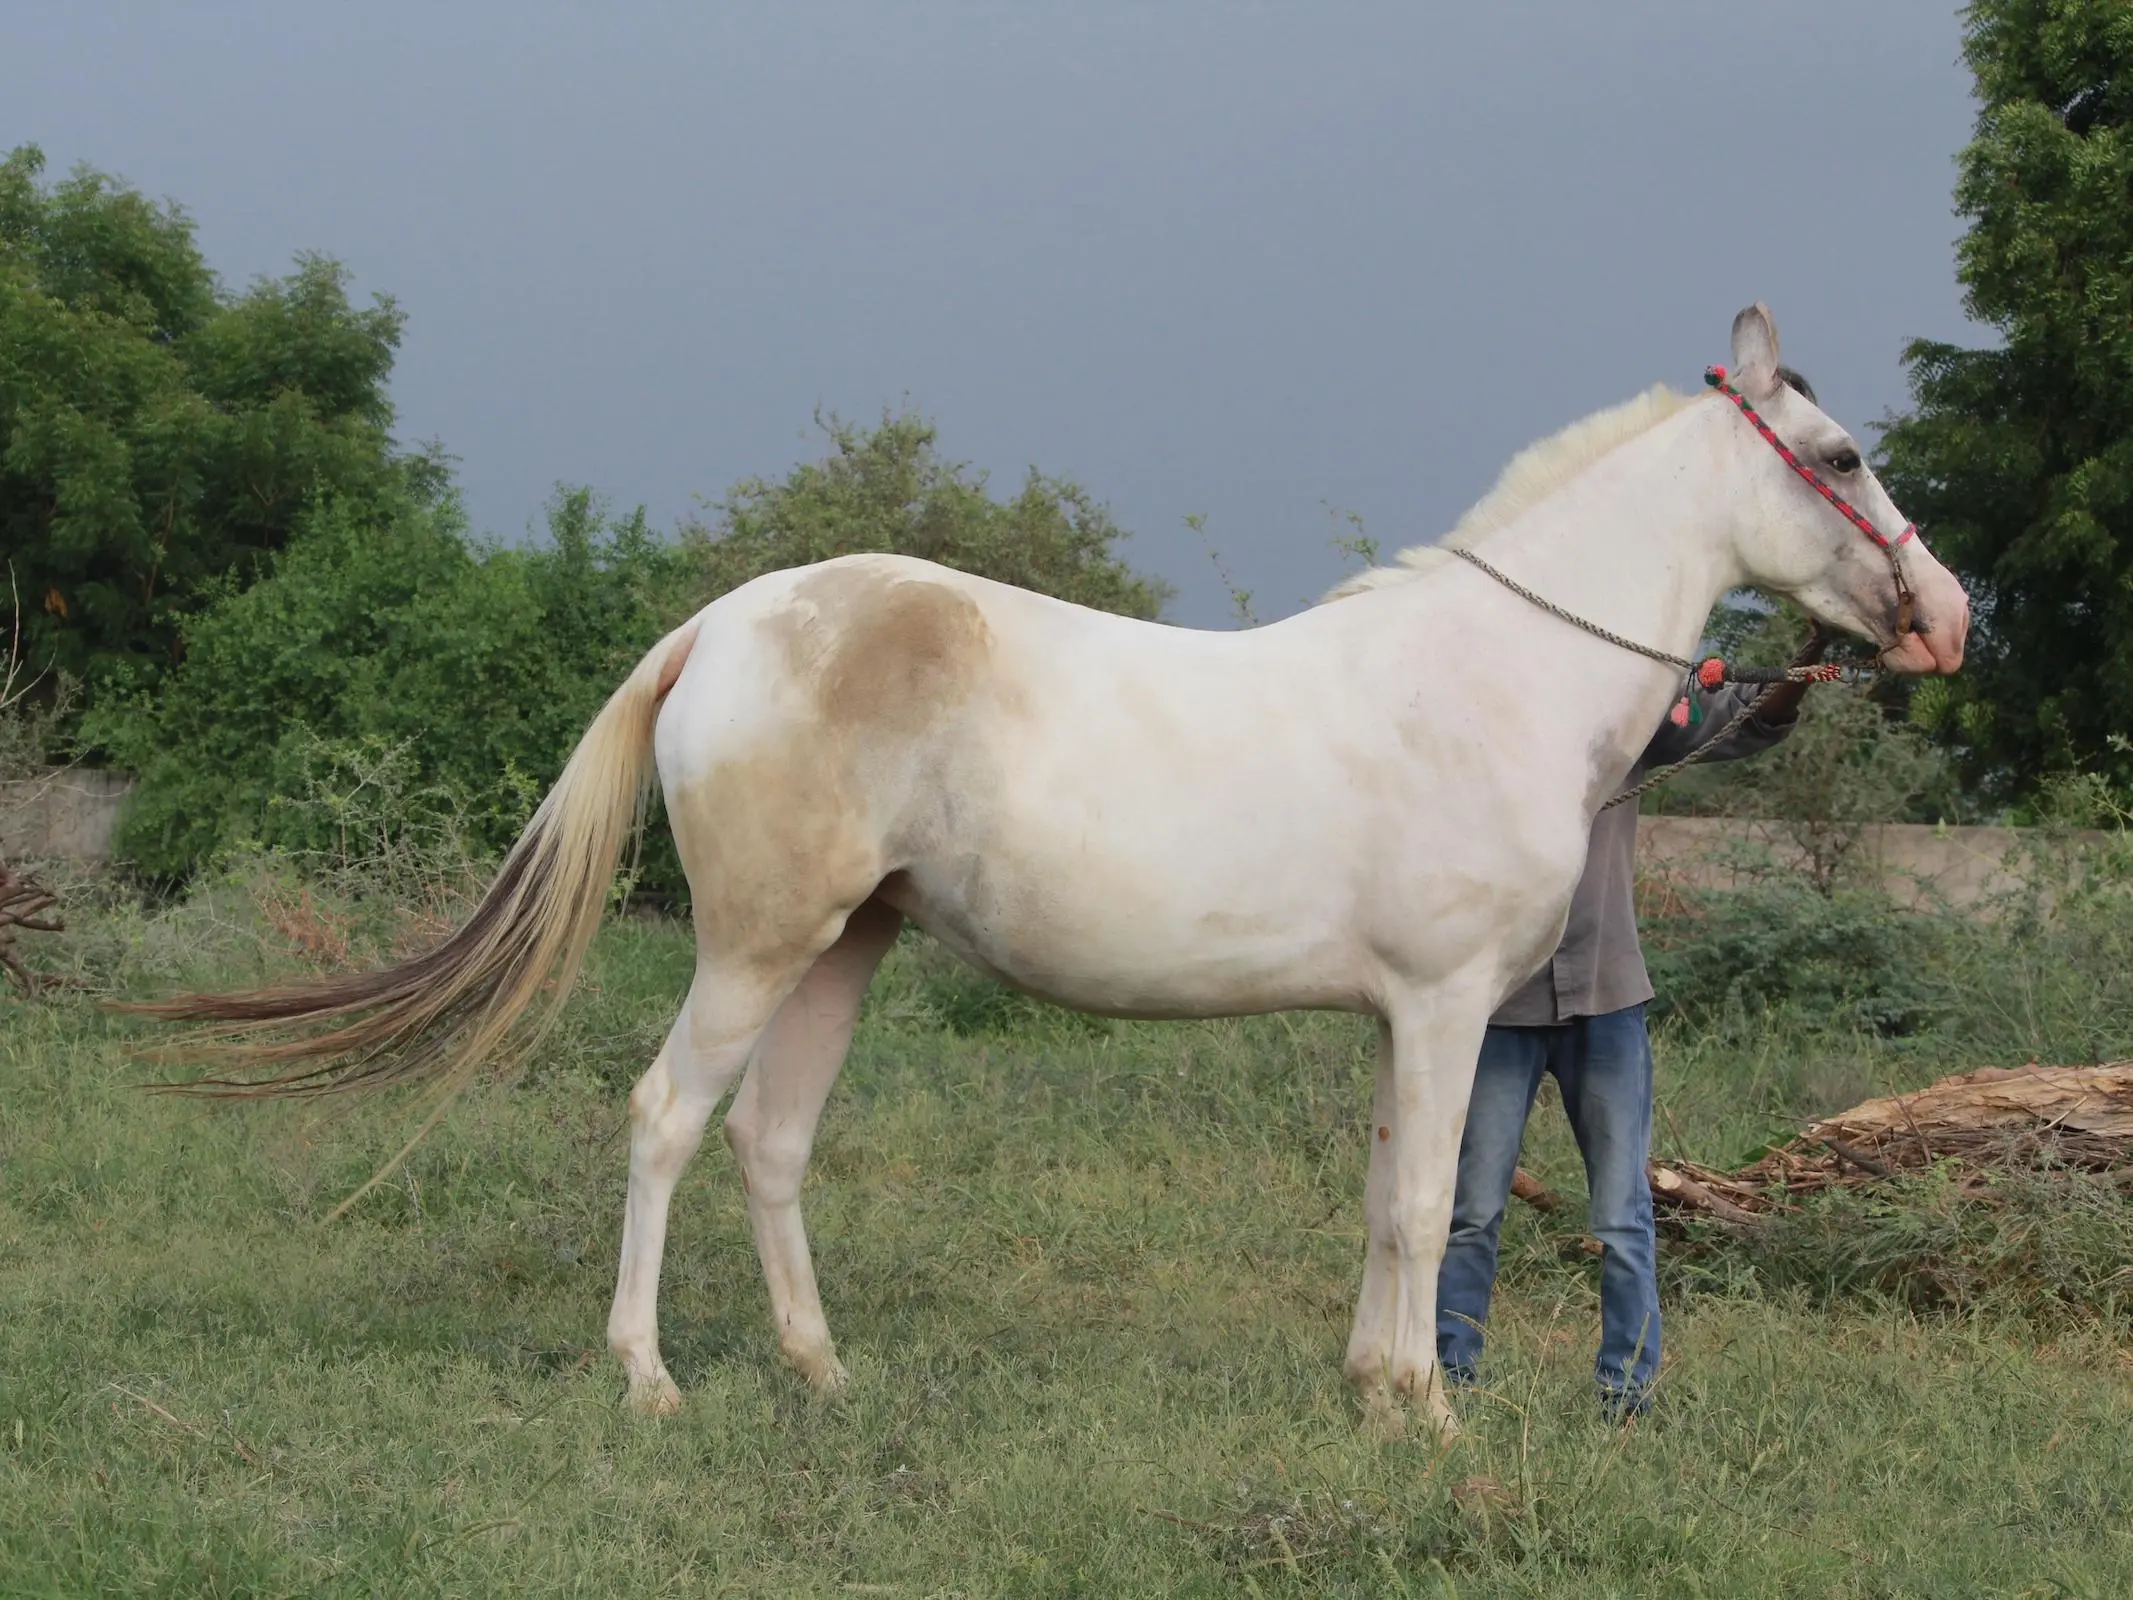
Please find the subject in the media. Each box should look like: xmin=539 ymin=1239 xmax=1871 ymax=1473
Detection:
xmin=1877 ymin=2 xmax=2133 ymax=801
xmin=681 ymin=410 xmax=1171 ymax=621
xmin=0 ymin=144 xmax=414 ymax=699
xmin=88 ymin=486 xmax=689 ymax=881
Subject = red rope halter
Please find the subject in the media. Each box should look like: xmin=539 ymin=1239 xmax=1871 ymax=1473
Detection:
xmin=1703 ymin=366 xmax=1915 ymax=551
xmin=1704 ymin=363 xmax=1916 ymax=636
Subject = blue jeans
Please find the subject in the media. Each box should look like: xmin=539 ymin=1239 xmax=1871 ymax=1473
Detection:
xmin=1435 ymin=1004 xmax=1660 ymax=1407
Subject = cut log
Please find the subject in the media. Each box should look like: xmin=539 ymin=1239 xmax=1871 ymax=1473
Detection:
xmin=1510 ymin=1167 xmax=1561 ymax=1213
xmin=1648 ymin=1162 xmax=1764 ymax=1226
xmin=1645 ymin=1062 xmax=2133 ymax=1227
xmin=1811 ymin=1062 xmax=2133 ymax=1145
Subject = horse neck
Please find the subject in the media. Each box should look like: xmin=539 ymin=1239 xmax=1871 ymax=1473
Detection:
xmin=1447 ymin=399 xmax=1751 ymax=791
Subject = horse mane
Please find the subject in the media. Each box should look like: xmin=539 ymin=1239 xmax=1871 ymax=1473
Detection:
xmin=1320 ymin=383 xmax=1700 ymax=603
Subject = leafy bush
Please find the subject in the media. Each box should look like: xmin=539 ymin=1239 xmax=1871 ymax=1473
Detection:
xmin=1877 ymin=0 xmax=2133 ymax=800
xmin=677 ymin=409 xmax=1171 ymax=621
xmin=1643 ymin=790 xmax=2133 ymax=1062
xmin=1643 ymin=877 xmax=1952 ymax=1037
xmin=86 ymin=485 xmax=687 ymax=881
xmin=1941 ymin=799 xmax=2133 ymax=1066
xmin=1650 ymin=596 xmax=1965 ymax=877
xmin=1 ymin=573 xmax=76 ymax=784
xmin=1651 ymin=685 xmax=1961 ymax=885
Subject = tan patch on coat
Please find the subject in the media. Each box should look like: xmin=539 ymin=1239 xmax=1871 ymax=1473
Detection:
xmin=669 ymin=740 xmax=880 ymax=970
xmin=778 ymin=565 xmax=993 ymax=736
xmin=671 ymin=564 xmax=996 ymax=973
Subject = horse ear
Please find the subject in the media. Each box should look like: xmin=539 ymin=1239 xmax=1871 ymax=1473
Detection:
xmin=1729 ymin=303 xmax=1781 ymax=399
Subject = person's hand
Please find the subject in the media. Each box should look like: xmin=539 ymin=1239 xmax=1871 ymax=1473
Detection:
xmin=1758 ymin=623 xmax=1832 ymax=725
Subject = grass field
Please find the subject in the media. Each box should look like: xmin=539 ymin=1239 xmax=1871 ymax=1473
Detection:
xmin=4 ymin=888 xmax=2132 ymax=1597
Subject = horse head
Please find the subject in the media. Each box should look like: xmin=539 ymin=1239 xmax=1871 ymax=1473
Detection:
xmin=1717 ymin=302 xmax=1968 ymax=675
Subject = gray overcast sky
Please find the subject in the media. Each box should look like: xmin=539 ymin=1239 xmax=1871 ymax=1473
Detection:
xmin=10 ymin=2 xmax=1980 ymax=627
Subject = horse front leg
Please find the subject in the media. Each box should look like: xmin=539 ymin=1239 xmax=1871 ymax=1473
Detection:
xmin=1344 ymin=1017 xmax=1405 ymax=1436
xmin=1343 ymin=974 xmax=1493 ymax=1441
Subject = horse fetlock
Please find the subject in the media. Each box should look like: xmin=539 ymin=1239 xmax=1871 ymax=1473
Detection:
xmin=1342 ymin=1346 xmax=1392 ymax=1393
xmin=1391 ymin=1357 xmax=1452 ymax=1405
xmin=1358 ymin=1388 xmax=1409 ymax=1441
xmin=1424 ymin=1395 xmax=1462 ymax=1444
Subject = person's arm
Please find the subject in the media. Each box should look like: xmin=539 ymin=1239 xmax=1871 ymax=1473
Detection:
xmin=1641 ymin=625 xmax=1829 ymax=768
xmin=1741 ymin=623 xmax=1831 ymax=729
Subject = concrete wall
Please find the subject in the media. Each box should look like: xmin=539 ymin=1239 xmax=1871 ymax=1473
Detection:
xmin=0 ymin=768 xmax=2109 ymax=911
xmin=0 ymin=769 xmax=137 ymax=862
xmin=1636 ymin=816 xmax=2108 ymax=910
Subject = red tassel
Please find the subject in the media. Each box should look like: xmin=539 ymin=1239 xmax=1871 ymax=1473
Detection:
xmin=1669 ymin=696 xmax=1691 ymax=728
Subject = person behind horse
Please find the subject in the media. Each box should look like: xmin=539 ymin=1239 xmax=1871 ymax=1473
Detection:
xmin=1433 ymin=369 xmax=1824 ymax=1422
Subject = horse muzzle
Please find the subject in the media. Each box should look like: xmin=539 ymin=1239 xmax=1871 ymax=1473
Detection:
xmin=1878 ymin=596 xmax=1968 ymax=675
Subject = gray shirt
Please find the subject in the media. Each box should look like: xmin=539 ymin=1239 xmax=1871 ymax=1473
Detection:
xmin=1491 ymin=684 xmax=1796 ymax=1026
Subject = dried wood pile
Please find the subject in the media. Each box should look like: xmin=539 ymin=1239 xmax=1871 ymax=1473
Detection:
xmin=0 ymin=858 xmax=64 ymax=996
xmin=1514 ymin=1062 xmax=2133 ymax=1227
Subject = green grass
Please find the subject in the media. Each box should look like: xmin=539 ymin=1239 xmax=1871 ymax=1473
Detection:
xmin=4 ymin=915 xmax=2132 ymax=1597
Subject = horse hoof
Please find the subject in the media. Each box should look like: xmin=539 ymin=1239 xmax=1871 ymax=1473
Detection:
xmin=801 ymin=1353 xmax=850 ymax=1394
xmin=1359 ymin=1391 xmax=1408 ymax=1442
xmin=777 ymin=1335 xmax=850 ymax=1393
xmin=629 ymin=1375 xmax=682 ymax=1417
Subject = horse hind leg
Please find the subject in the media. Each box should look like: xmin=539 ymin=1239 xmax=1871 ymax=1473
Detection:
xmin=607 ymin=957 xmax=798 ymax=1416
xmin=722 ymin=896 xmax=903 ymax=1391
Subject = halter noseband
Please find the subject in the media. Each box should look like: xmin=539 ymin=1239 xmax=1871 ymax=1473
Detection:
xmin=1704 ymin=364 xmax=1917 ymax=634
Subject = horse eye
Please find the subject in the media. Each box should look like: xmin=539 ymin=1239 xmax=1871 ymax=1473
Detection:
xmin=1829 ymin=448 xmax=1862 ymax=474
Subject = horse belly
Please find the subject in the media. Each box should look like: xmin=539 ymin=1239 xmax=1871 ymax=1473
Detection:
xmin=878 ymin=844 xmax=1368 ymax=1020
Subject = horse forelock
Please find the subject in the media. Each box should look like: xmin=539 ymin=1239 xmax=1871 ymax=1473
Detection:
xmin=1319 ymin=383 xmax=1701 ymax=604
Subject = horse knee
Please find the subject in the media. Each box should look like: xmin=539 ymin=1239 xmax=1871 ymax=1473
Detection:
xmin=1390 ymin=1196 xmax=1455 ymax=1268
xmin=722 ymin=1103 xmax=807 ymax=1204
xmin=629 ymin=1061 xmax=716 ymax=1169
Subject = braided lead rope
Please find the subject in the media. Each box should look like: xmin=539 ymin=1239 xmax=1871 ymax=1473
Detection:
xmin=1450 ymin=545 xmax=1866 ymax=688
xmin=1598 ymin=682 xmax=1784 ymax=812
xmin=1719 ymin=662 xmax=1858 ymax=685
xmin=1450 ymin=547 xmax=1695 ymax=671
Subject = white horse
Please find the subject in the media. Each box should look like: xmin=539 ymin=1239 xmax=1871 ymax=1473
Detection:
xmin=142 ymin=304 xmax=1968 ymax=1436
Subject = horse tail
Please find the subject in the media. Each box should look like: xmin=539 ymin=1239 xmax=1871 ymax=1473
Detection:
xmin=127 ymin=616 xmax=704 ymax=1108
